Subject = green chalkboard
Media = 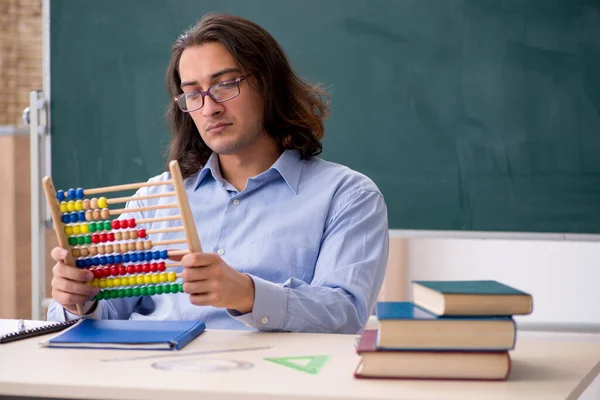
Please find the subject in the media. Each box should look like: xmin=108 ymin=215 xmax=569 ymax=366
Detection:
xmin=50 ymin=0 xmax=600 ymax=233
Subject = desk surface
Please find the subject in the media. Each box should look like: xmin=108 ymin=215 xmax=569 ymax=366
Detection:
xmin=1 ymin=321 xmax=600 ymax=400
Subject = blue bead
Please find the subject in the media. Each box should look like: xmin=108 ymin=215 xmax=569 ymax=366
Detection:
xmin=99 ymin=256 xmax=107 ymax=265
xmin=130 ymin=253 xmax=138 ymax=262
xmin=57 ymin=190 xmax=65 ymax=201
xmin=61 ymin=214 xmax=70 ymax=224
xmin=92 ymin=257 xmax=100 ymax=266
xmin=144 ymin=251 xmax=152 ymax=261
xmin=160 ymin=250 xmax=168 ymax=259
xmin=69 ymin=213 xmax=78 ymax=223
xmin=75 ymin=259 xmax=83 ymax=268
xmin=67 ymin=188 xmax=76 ymax=200
xmin=107 ymin=255 xmax=115 ymax=264
xmin=114 ymin=254 xmax=123 ymax=264
xmin=78 ymin=211 xmax=86 ymax=222
xmin=76 ymin=188 xmax=84 ymax=199
xmin=122 ymin=253 xmax=130 ymax=263
xmin=152 ymin=251 xmax=160 ymax=260
xmin=84 ymin=258 xmax=93 ymax=267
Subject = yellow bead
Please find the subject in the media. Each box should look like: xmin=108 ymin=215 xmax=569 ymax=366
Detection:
xmin=113 ymin=278 xmax=121 ymax=287
xmin=60 ymin=202 xmax=68 ymax=213
xmin=144 ymin=275 xmax=152 ymax=285
xmin=75 ymin=200 xmax=83 ymax=211
xmin=99 ymin=279 xmax=107 ymax=289
xmin=67 ymin=201 xmax=75 ymax=212
xmin=128 ymin=277 xmax=137 ymax=286
xmin=80 ymin=223 xmax=89 ymax=234
xmin=72 ymin=225 xmax=81 ymax=235
xmin=136 ymin=276 xmax=144 ymax=285
xmin=167 ymin=272 xmax=177 ymax=282
xmin=151 ymin=274 xmax=160 ymax=284
xmin=98 ymin=197 xmax=107 ymax=209
xmin=106 ymin=278 xmax=114 ymax=288
xmin=91 ymin=279 xmax=99 ymax=287
xmin=64 ymin=226 xmax=73 ymax=235
xmin=159 ymin=273 xmax=168 ymax=283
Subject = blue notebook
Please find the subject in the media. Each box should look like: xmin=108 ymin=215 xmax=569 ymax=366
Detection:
xmin=40 ymin=319 xmax=206 ymax=350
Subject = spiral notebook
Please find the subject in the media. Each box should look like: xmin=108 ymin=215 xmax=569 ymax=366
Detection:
xmin=0 ymin=319 xmax=80 ymax=344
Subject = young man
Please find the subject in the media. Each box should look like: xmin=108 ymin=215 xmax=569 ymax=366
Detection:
xmin=47 ymin=13 xmax=389 ymax=333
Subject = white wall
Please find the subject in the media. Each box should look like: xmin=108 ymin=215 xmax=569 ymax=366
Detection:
xmin=402 ymin=237 xmax=600 ymax=329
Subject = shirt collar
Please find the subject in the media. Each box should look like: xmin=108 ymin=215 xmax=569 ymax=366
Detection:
xmin=193 ymin=149 xmax=303 ymax=194
xmin=194 ymin=152 xmax=223 ymax=190
xmin=270 ymin=149 xmax=302 ymax=194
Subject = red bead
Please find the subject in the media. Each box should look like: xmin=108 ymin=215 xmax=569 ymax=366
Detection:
xmin=128 ymin=218 xmax=136 ymax=228
xmin=102 ymin=267 xmax=111 ymax=277
xmin=91 ymin=234 xmax=100 ymax=244
xmin=150 ymin=263 xmax=158 ymax=272
xmin=126 ymin=265 xmax=135 ymax=274
xmin=93 ymin=268 xmax=103 ymax=279
xmin=110 ymin=265 xmax=119 ymax=276
xmin=142 ymin=263 xmax=150 ymax=273
xmin=119 ymin=219 xmax=128 ymax=229
xmin=138 ymin=228 xmax=146 ymax=239
xmin=107 ymin=232 xmax=115 ymax=242
xmin=111 ymin=220 xmax=120 ymax=230
xmin=118 ymin=265 xmax=127 ymax=275
xmin=99 ymin=233 xmax=108 ymax=243
xmin=157 ymin=262 xmax=166 ymax=272
xmin=135 ymin=264 xmax=143 ymax=273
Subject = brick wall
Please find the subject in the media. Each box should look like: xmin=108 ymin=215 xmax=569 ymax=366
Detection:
xmin=0 ymin=0 xmax=42 ymax=126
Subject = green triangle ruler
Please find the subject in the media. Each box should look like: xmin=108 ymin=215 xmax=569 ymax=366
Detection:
xmin=264 ymin=355 xmax=330 ymax=374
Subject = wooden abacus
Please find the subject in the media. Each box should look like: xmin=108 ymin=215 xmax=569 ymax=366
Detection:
xmin=42 ymin=161 xmax=201 ymax=314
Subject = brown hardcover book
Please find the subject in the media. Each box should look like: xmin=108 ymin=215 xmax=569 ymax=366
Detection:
xmin=354 ymin=330 xmax=511 ymax=381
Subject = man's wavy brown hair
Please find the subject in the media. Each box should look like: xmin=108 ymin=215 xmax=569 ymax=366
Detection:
xmin=165 ymin=13 xmax=330 ymax=178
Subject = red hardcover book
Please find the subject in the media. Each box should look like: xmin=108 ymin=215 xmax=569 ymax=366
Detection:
xmin=354 ymin=330 xmax=511 ymax=381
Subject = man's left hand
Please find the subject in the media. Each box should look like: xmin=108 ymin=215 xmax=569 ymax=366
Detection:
xmin=178 ymin=252 xmax=255 ymax=314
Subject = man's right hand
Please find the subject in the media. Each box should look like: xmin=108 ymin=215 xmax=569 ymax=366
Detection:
xmin=50 ymin=247 xmax=99 ymax=315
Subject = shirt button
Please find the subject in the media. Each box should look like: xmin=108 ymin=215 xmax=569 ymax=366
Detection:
xmin=261 ymin=316 xmax=269 ymax=325
xmin=217 ymin=248 xmax=225 ymax=256
xmin=232 ymin=199 xmax=240 ymax=206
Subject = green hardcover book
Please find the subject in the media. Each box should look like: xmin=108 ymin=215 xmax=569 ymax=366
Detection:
xmin=412 ymin=280 xmax=533 ymax=316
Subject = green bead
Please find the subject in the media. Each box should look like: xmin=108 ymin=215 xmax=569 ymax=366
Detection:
xmin=147 ymin=286 xmax=156 ymax=296
xmin=117 ymin=289 xmax=125 ymax=298
xmin=163 ymin=284 xmax=171 ymax=294
xmin=94 ymin=293 xmax=101 ymax=301
xmin=89 ymin=222 xmax=97 ymax=232
xmin=102 ymin=290 xmax=111 ymax=300
xmin=155 ymin=286 xmax=163 ymax=295
xmin=84 ymin=235 xmax=92 ymax=244
xmin=125 ymin=288 xmax=132 ymax=297
xmin=132 ymin=287 xmax=140 ymax=297
xmin=68 ymin=237 xmax=77 ymax=246
xmin=140 ymin=287 xmax=148 ymax=296
xmin=76 ymin=236 xmax=85 ymax=245
xmin=104 ymin=221 xmax=112 ymax=231
xmin=177 ymin=283 xmax=184 ymax=293
xmin=110 ymin=290 xmax=118 ymax=299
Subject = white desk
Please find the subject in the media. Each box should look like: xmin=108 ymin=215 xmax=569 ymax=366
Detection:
xmin=1 ymin=320 xmax=599 ymax=400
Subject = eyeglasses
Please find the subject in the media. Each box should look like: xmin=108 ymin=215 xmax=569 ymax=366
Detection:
xmin=174 ymin=74 xmax=251 ymax=112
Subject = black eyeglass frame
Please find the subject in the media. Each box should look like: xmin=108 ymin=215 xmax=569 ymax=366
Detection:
xmin=174 ymin=74 xmax=252 ymax=112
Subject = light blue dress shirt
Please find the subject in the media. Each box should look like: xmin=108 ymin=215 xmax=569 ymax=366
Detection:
xmin=47 ymin=150 xmax=389 ymax=333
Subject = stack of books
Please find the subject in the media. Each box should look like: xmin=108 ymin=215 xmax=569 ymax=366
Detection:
xmin=354 ymin=280 xmax=533 ymax=380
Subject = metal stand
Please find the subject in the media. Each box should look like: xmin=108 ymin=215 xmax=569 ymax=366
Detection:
xmin=24 ymin=90 xmax=50 ymax=321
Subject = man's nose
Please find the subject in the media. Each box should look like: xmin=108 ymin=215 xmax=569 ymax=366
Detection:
xmin=202 ymin=95 xmax=224 ymax=118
